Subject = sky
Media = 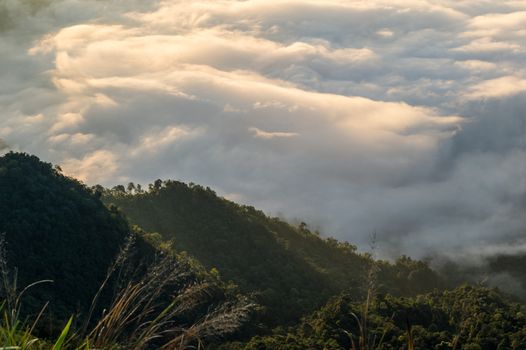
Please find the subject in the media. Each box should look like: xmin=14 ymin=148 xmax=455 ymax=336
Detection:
xmin=1 ymin=0 xmax=526 ymax=258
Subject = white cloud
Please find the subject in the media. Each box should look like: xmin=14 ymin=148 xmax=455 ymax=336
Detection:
xmin=250 ymin=127 xmax=299 ymax=139
xmin=464 ymin=76 xmax=526 ymax=99
xmin=61 ymin=150 xmax=119 ymax=184
xmin=1 ymin=0 xmax=526 ymax=260
xmin=454 ymin=60 xmax=496 ymax=71
xmin=453 ymin=38 xmax=522 ymax=53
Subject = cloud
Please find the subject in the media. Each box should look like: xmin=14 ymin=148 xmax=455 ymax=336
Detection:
xmin=1 ymin=0 xmax=526 ymax=265
xmin=464 ymin=76 xmax=526 ymax=100
xmin=250 ymin=127 xmax=299 ymax=139
xmin=61 ymin=149 xmax=119 ymax=184
xmin=0 ymin=139 xmax=8 ymax=151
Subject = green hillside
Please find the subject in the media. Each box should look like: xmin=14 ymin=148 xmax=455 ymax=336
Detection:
xmin=0 ymin=152 xmax=256 ymax=349
xmin=0 ymin=152 xmax=136 ymax=323
xmin=103 ymin=180 xmax=445 ymax=327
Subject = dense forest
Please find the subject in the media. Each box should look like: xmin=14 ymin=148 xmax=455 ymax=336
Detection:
xmin=225 ymin=286 xmax=526 ymax=350
xmin=0 ymin=152 xmax=525 ymax=349
xmin=0 ymin=152 xmax=131 ymax=324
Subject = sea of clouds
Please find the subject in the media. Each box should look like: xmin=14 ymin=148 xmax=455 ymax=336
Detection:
xmin=1 ymin=0 xmax=525 ymax=259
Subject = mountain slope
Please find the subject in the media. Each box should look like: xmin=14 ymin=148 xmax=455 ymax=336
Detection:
xmin=0 ymin=152 xmax=255 ymax=346
xmin=0 ymin=152 xmax=136 ymax=320
xmin=103 ymin=180 xmax=445 ymax=326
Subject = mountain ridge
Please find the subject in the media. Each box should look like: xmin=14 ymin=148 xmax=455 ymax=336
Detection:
xmin=102 ymin=179 xmax=446 ymax=327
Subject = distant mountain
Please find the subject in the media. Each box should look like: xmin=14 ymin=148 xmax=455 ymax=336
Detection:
xmin=435 ymin=253 xmax=526 ymax=301
xmin=103 ymin=180 xmax=446 ymax=327
xmin=488 ymin=254 xmax=526 ymax=297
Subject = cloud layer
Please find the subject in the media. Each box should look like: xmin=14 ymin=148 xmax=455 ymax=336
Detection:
xmin=1 ymin=0 xmax=526 ymax=258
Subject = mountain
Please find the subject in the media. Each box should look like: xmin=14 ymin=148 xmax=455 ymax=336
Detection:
xmin=0 ymin=152 xmax=138 ymax=323
xmin=0 ymin=153 xmax=225 ymax=328
xmin=103 ymin=180 xmax=446 ymax=327
xmin=0 ymin=152 xmax=251 ymax=346
xmin=1 ymin=152 xmax=525 ymax=349
xmin=435 ymin=253 xmax=526 ymax=301
xmin=488 ymin=254 xmax=526 ymax=297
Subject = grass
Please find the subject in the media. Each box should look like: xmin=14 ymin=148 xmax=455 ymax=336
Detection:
xmin=0 ymin=233 xmax=254 ymax=350
xmin=345 ymin=233 xmax=390 ymax=350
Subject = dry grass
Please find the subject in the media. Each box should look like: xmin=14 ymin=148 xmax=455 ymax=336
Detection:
xmin=346 ymin=232 xmax=391 ymax=350
xmin=0 ymin=233 xmax=255 ymax=349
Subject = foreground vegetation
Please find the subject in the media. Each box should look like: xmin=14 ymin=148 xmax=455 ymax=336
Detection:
xmin=1 ymin=283 xmax=525 ymax=349
xmin=0 ymin=251 xmax=254 ymax=350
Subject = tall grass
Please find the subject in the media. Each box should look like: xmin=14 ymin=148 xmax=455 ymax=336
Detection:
xmin=345 ymin=233 xmax=390 ymax=350
xmin=345 ymin=232 xmax=416 ymax=350
xmin=82 ymin=251 xmax=253 ymax=350
xmin=0 ymin=233 xmax=254 ymax=349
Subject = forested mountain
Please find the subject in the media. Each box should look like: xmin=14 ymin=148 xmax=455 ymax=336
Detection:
xmin=0 ymin=152 xmax=134 ymax=324
xmin=0 ymin=153 xmax=246 ymax=346
xmin=2 ymin=152 xmax=526 ymax=349
xmin=103 ymin=180 xmax=446 ymax=327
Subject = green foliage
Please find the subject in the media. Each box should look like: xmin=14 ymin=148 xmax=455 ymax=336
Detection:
xmin=103 ymin=180 xmax=445 ymax=328
xmin=0 ymin=153 xmax=251 ymax=346
xmin=51 ymin=317 xmax=71 ymax=350
xmin=229 ymin=286 xmax=526 ymax=350
xmin=0 ymin=152 xmax=134 ymax=326
xmin=0 ymin=249 xmax=253 ymax=350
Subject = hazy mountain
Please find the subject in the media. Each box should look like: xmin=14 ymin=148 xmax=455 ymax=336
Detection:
xmin=103 ymin=180 xmax=445 ymax=327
